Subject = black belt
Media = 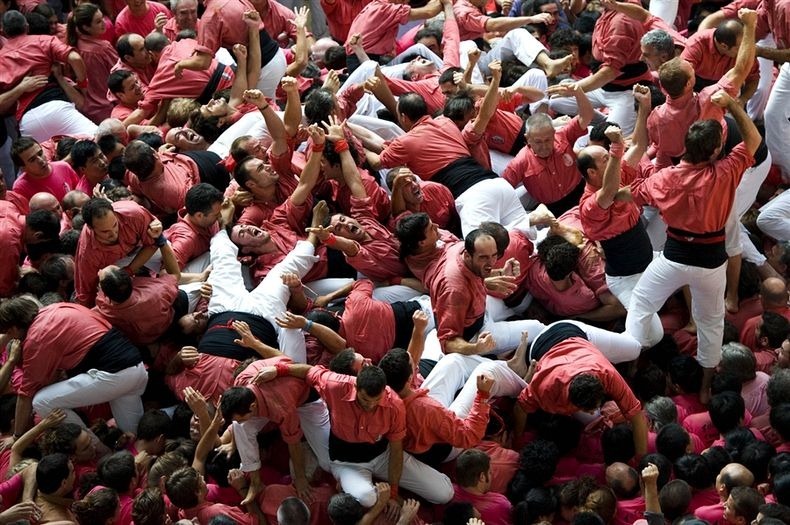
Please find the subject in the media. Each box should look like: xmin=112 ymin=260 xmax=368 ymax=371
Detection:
xmin=329 ymin=431 xmax=388 ymax=463
xmin=666 ymin=226 xmax=725 ymax=244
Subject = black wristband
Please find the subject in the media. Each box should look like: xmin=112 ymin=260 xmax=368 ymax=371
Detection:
xmin=155 ymin=234 xmax=167 ymax=247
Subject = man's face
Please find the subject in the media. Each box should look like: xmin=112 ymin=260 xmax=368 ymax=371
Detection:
xmin=423 ymin=219 xmax=439 ymax=247
xmin=582 ymin=145 xmax=609 ymax=187
xmin=231 ymin=224 xmax=272 ymax=250
xmin=351 ymin=352 xmax=372 ymax=374
xmin=82 ymin=148 xmax=108 ymax=182
xmin=723 ymin=494 xmax=739 ymax=524
xmin=126 ymin=0 xmax=147 ymax=13
xmin=193 ymin=201 xmax=222 ymax=228
xmin=117 ymin=74 xmax=144 ymax=106
xmin=74 ymin=431 xmax=97 ymax=462
xmin=19 ymin=144 xmax=52 ymax=178
xmin=464 ymin=236 xmax=498 ymax=278
xmin=125 ymin=35 xmax=151 ymax=68
xmin=179 ymin=310 xmax=208 ymax=335
xmin=399 ymin=172 xmax=423 ymax=206
xmin=356 ymin=388 xmax=383 ymax=412
xmin=408 ymin=57 xmax=438 ymax=79
xmin=165 ymin=127 xmax=208 ymax=151
xmin=527 ymin=125 xmax=556 ymax=158
xmin=416 ymin=36 xmax=441 ymax=56
xmin=175 ymin=0 xmax=198 ymax=30
xmin=539 ymin=2 xmax=559 ymax=30
xmin=91 ymin=210 xmax=120 ymax=245
xmin=640 ymin=43 xmax=667 ymax=71
xmin=329 ymin=214 xmax=366 ymax=242
xmin=779 ymin=339 xmax=790 ymax=368
xmin=243 ymin=158 xmax=279 ymax=193
xmin=239 ymin=137 xmax=268 ymax=160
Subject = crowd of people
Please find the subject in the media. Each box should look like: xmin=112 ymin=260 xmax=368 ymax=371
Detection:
xmin=1 ymin=0 xmax=790 ymax=522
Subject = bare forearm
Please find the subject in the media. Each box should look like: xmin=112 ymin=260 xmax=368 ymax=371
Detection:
xmin=247 ymin=27 xmax=262 ymax=88
xmin=307 ymin=323 xmax=347 ymax=354
xmin=576 ymin=65 xmax=618 ymax=92
xmin=339 ymin=149 xmax=366 ymax=198
xmin=128 ymin=245 xmax=157 ymax=273
xmin=756 ymin=46 xmax=790 ymax=63
xmin=445 ymin=336 xmax=480 ymax=355
xmin=13 ymin=396 xmax=33 ymax=438
xmin=283 ymin=89 xmax=302 ymax=138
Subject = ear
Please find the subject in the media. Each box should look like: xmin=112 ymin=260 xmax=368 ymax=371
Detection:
xmin=158 ymin=475 xmax=167 ymax=491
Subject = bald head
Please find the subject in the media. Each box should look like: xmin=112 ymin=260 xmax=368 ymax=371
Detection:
xmin=606 ymin=462 xmax=640 ymax=499
xmin=717 ymin=463 xmax=755 ymax=497
xmin=96 ymin=118 xmax=129 ymax=145
xmin=761 ymin=278 xmax=789 ymax=308
xmin=29 ymin=192 xmax=61 ymax=214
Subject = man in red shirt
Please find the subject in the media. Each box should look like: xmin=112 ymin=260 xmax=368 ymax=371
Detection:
xmin=452 ymin=449 xmax=512 ymax=525
xmin=515 ymin=321 xmax=648 ymax=456
xmin=262 ymin=362 xmax=454 ymax=508
xmin=115 ymin=0 xmax=171 ymax=37
xmin=108 ymin=70 xmax=145 ymax=123
xmin=0 ymin=11 xmax=96 ymax=142
xmin=503 ymin=82 xmax=595 ymax=216
xmin=626 ymin=89 xmax=762 ymax=402
xmin=164 ymin=183 xmax=222 ymax=271
xmin=162 ymin=0 xmax=199 ymax=41
xmin=10 ymin=137 xmax=80 ymax=202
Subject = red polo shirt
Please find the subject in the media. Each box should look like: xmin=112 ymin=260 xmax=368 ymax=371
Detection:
xmin=164 ymin=210 xmax=219 ymax=269
xmin=344 ymin=0 xmax=410 ymax=55
xmin=128 ymin=152 xmax=201 ymax=215
xmin=340 ymin=280 xmax=397 ymax=363
xmin=345 ymin=196 xmax=407 ymax=282
xmin=402 ymin=388 xmax=489 ymax=454
xmin=592 ymin=4 xmax=653 ymax=87
xmin=166 ymin=353 xmax=239 ymax=405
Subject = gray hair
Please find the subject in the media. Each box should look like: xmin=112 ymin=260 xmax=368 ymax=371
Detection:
xmin=720 ymin=342 xmax=757 ymax=382
xmin=641 ymin=29 xmax=675 ymax=58
xmin=645 ymin=396 xmax=678 ymax=431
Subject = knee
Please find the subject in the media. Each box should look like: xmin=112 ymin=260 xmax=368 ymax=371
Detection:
xmin=425 ymin=475 xmax=454 ymax=504
xmin=356 ymin=486 xmax=378 ymax=508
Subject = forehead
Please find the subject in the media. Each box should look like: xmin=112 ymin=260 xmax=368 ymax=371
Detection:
xmin=528 ymin=125 xmax=555 ymax=139
xmin=473 ymin=236 xmax=497 ymax=255
xmin=21 ymin=145 xmax=43 ymax=160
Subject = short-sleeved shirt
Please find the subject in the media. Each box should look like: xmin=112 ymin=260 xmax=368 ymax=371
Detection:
xmin=345 ymin=196 xmax=406 ymax=282
xmin=306 ymin=366 xmax=406 ymax=444
xmin=165 ymin=353 xmax=239 ymax=405
xmin=128 ymin=152 xmax=200 ymax=214
xmin=403 ymin=389 xmax=489 ymax=453
xmin=76 ymin=35 xmax=118 ymax=123
xmin=114 ymin=1 xmax=171 ymax=38
xmin=344 ymin=0 xmax=410 ymax=55
xmin=13 ymin=162 xmax=79 ymax=202
xmin=340 ymin=279 xmax=397 ymax=363
xmin=592 ymin=4 xmax=653 ymax=87
xmin=164 ymin=210 xmax=219 ymax=269
xmin=0 ymin=205 xmax=25 ymax=298
xmin=681 ymin=29 xmax=759 ymax=85
xmin=453 ymin=0 xmax=489 ymax=41
xmin=517 ymin=337 xmax=642 ymax=419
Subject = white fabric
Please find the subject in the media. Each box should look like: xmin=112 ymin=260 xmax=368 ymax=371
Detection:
xmin=528 ymin=319 xmax=642 ymax=364
xmin=548 ymin=88 xmax=637 ymax=135
xmin=725 ymin=151 xmax=772 ymax=256
xmin=449 ymin=360 xmax=526 ymax=418
xmin=455 ymin=177 xmax=529 ymax=236
xmin=256 ymin=48 xmax=288 ymax=99
xmin=758 ymin=188 xmax=790 ymax=241
xmin=19 ymin=100 xmax=98 ymax=143
xmin=765 ymin=63 xmax=790 ymax=183
xmin=648 ymin=0 xmax=678 ymax=27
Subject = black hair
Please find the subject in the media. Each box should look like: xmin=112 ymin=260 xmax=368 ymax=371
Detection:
xmin=81 ymin=197 xmax=114 ymax=229
xmin=658 ymin=479 xmax=692 ymax=521
xmin=37 ymin=453 xmax=72 ymax=494
xmin=304 ymin=88 xmax=335 ymax=125
xmin=709 ymin=391 xmax=745 ymax=435
xmin=539 ymin=236 xmax=580 ymax=281
xmin=683 ymin=119 xmax=723 ymax=164
xmin=741 ymin=440 xmax=777 ymax=485
xmin=442 ymin=502 xmax=477 ymax=525
xmin=2 ymin=10 xmax=27 ymax=37
xmin=328 ymin=492 xmax=366 ymax=525
xmin=70 ymin=139 xmax=101 ymax=171
xmin=761 ymin=311 xmax=790 ymax=347
xmin=220 ymin=386 xmax=256 ymax=421
xmin=107 ymin=69 xmax=133 ymax=95
xmin=633 ymin=364 xmax=668 ymax=403
xmin=713 ymin=18 xmax=744 ymax=48
xmin=26 ymin=209 xmax=61 ymax=241
xmin=668 ymin=355 xmax=703 ymax=393
xmin=396 ymin=212 xmax=431 ymax=259
xmin=378 ymin=348 xmax=412 ymax=393
xmin=656 ymin=423 xmax=690 ymax=463
xmin=724 ymin=427 xmax=758 ymax=463
xmin=442 ymin=90 xmax=476 ymax=124
xmin=602 ymin=424 xmax=636 ymax=465
xmin=639 ymin=453 xmax=673 ymax=490
xmin=323 ymin=45 xmax=347 ymax=70
xmin=98 ymin=266 xmax=133 ymax=303
xmin=568 ymin=374 xmax=604 ymax=411
xmin=768 ymin=369 xmax=790 ymax=407
xmin=137 ymin=132 xmax=164 ymax=150
xmin=513 ymin=487 xmax=558 ymax=524
xmin=356 ymin=366 xmax=386 ymax=397
xmin=185 ymin=183 xmax=223 ymax=216
xmin=397 ymin=92 xmax=429 ymax=122
xmin=98 ymin=451 xmax=136 ymax=493
xmin=674 ymin=453 xmax=713 ymax=489
xmin=702 ymin=446 xmax=732 ymax=479
xmin=137 ymin=410 xmax=171 ymax=441
xmin=55 ymin=136 xmax=78 ymax=160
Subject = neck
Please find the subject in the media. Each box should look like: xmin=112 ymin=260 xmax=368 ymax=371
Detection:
xmin=462 ymin=484 xmax=486 ymax=496
xmin=254 ymin=185 xmax=277 ymax=202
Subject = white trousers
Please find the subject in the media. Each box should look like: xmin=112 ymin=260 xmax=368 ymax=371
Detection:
xmin=461 ymin=28 xmax=547 ymax=83
xmin=748 ymin=35 xmax=776 ymax=120
xmin=330 ymin=446 xmax=454 ymax=507
xmin=234 ymin=399 xmax=331 ymax=473
xmin=626 ymin=254 xmax=726 ymax=368
xmin=449 ymin=360 xmax=527 ymax=418
xmin=256 ymin=48 xmax=288 ymax=100
xmin=648 ymin=0 xmax=678 ymax=27
xmin=208 ymin=110 xmax=266 ymax=160
xmin=456 ymin=177 xmax=529 ymax=237
xmin=725 ymin=151 xmax=773 ymax=256
xmin=758 ymin=188 xmax=790 ymax=241
xmin=33 ymin=362 xmax=148 ymax=433
xmin=765 ymin=63 xmax=790 ymax=183
xmin=19 ymin=100 xmax=97 ymax=143
xmin=208 ymin=231 xmax=318 ymax=362
xmin=549 ymin=88 xmax=637 ymax=135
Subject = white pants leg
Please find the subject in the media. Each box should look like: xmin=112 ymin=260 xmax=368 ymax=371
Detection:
xmin=348 ymin=114 xmax=404 ymax=141
xmin=687 ymin=263 xmax=727 ymax=368
xmin=478 ymin=28 xmax=548 ymax=75
xmin=490 ymin=150 xmax=515 ymax=176
xmin=512 ymin=68 xmax=549 ymax=114
xmin=234 ymin=417 xmax=271 ymax=472
xmin=748 ymin=35 xmax=776 ymax=120
xmin=215 ymin=47 xmax=236 ymax=67
xmin=422 ymin=353 xmax=487 ymax=407
xmin=758 ymin=189 xmax=790 ymax=241
xmin=331 ymin=459 xmax=378 ymax=507
xmin=455 ymin=178 xmax=528 ymax=237
xmin=19 ymin=100 xmax=98 ymax=143
xmin=482 ymin=316 xmax=547 ymax=355
xmin=256 ymin=48 xmax=288 ymax=100
xmin=486 ymin=296 xmax=515 ymax=322
xmin=642 ymin=205 xmax=667 ymax=251
xmin=372 ymin=285 xmax=421 ymax=303
xmin=725 ymin=152 xmax=773 ymax=256
xmin=207 ymin=229 xmax=249 ymax=315
xmin=549 ymin=88 xmax=636 ymax=134
xmin=32 ymin=363 xmax=148 ymax=433
xmin=208 ymin=111 xmax=265 ymax=159
xmin=765 ymin=63 xmax=790 ymax=183
xmin=388 ymin=43 xmax=444 ymax=68
xmin=648 ymin=0 xmax=678 ymax=26
xmin=741 ymin=223 xmax=767 ymax=266
xmin=297 ymin=399 xmax=332 ymax=472
xmin=449 ymin=360 xmax=526 ymax=418
xmin=378 ymin=450 xmax=454 ymax=504
xmin=528 ymin=319 xmax=641 ymax=363
xmin=625 ymin=254 xmax=684 ymax=349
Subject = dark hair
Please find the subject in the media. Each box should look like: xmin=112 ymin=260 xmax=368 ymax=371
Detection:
xmin=323 ymin=45 xmax=347 ymax=70
xmin=729 ymin=486 xmax=765 ymax=523
xmin=702 ymin=446 xmax=732 ymax=479
xmin=123 ymin=140 xmax=157 ymax=180
xmin=37 ymin=453 xmax=72 ymax=494
xmin=55 ymin=136 xmax=78 ymax=161
xmin=329 ymin=348 xmax=357 ymax=376
xmin=189 ymin=110 xmax=225 ymax=143
xmin=60 ymin=229 xmax=80 ymax=255
xmin=328 ymin=493 xmax=365 ymax=525
xmin=684 ymin=120 xmax=723 ymax=164
xmin=772 ymin=404 xmax=790 ymax=442
xmin=232 ymin=156 xmax=257 ymax=191
xmin=607 ymin=464 xmax=640 ymax=500
xmin=71 ymin=139 xmax=101 ymax=172
xmin=2 ymin=10 xmax=27 ymax=37
xmin=396 ymin=212 xmax=431 ymax=259
xmin=573 ymin=510 xmax=605 ymax=525
xmin=724 ymin=427 xmax=757 ymax=463
xmin=714 ymin=18 xmax=744 ymax=48
xmin=185 ymin=183 xmax=223 ymax=216
xmin=768 ymin=369 xmax=790 ymax=407
xmin=137 ymin=409 xmax=171 ymax=441
xmin=0 ymin=395 xmax=17 ymax=435
xmin=306 ymin=308 xmax=341 ymax=334
xmin=132 ymin=488 xmax=167 ymax=525
xmin=769 ymin=453 xmax=790 ymax=483
xmin=479 ymin=221 xmax=510 ymax=257
xmin=144 ymin=30 xmax=169 ymax=53
xmin=107 ymin=69 xmax=133 ymax=95
xmin=99 ymin=266 xmax=133 ymax=302
xmin=0 ymin=295 xmax=41 ymax=332
xmin=513 ymin=487 xmax=558 ymax=524
xmin=456 ymin=449 xmax=490 ymax=488
xmin=568 ymin=374 xmax=604 ymax=411
xmin=356 ymin=366 xmax=386 ymax=397
xmin=438 ymin=66 xmax=464 ymax=86
xmin=443 ymin=502 xmax=477 ymax=525
xmin=673 ymin=454 xmax=713 ymax=489
xmin=530 ymin=411 xmax=583 ymax=455
xmin=11 ymin=136 xmax=39 ymax=166
xmin=26 ymin=11 xmax=49 ymax=34
xmin=116 ymin=33 xmax=136 ymax=60
xmin=633 ymin=364 xmax=668 ymax=403
xmin=27 ymin=209 xmax=61 ymax=242
xmin=656 ymin=423 xmax=690 ymax=462
xmin=379 ymin=348 xmax=412 ymax=393
xmin=220 ymin=386 xmax=256 ymax=421
xmin=166 ymin=466 xmax=201 ymax=509
xmin=658 ymin=479 xmax=692 ymax=521
xmin=639 ymin=453 xmax=673 ymax=490
xmin=759 ymin=503 xmax=790 ymax=524
xmin=66 ymin=2 xmax=99 ymax=45
xmin=776 ymin=473 xmax=790 ymax=506
xmin=761 ymin=312 xmax=790 ymax=348
xmin=397 ymin=92 xmax=429 ymax=122
xmin=81 ymin=197 xmax=114 ymax=229
xmin=442 ymin=90 xmax=476 ymax=124
xmin=322 ymin=137 xmax=360 ymax=168
xmin=304 ymin=88 xmax=335 ymax=125
xmin=669 ymin=355 xmax=703 ymax=393
xmin=72 ymin=486 xmax=119 ymax=524
xmin=709 ymin=391 xmax=745 ymax=435
xmin=17 ymin=272 xmax=51 ymax=297
xmin=518 ymin=438 xmax=560 ymax=487
xmin=98 ymin=451 xmax=136 ymax=493
xmin=741 ymin=441 xmax=776 ymax=485
xmin=539 ymin=236 xmax=580 ymax=281
xmin=39 ymin=253 xmax=73 ymax=289
xmin=712 ymin=370 xmax=744 ymax=395
xmin=602 ymin=424 xmax=636 ymax=465
xmin=137 ymin=131 xmax=164 ymax=150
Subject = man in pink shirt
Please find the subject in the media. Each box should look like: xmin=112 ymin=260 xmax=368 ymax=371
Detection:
xmin=695 ymin=463 xmax=755 ymax=525
xmin=74 ymin=197 xmax=160 ymax=307
xmin=503 ymin=82 xmax=595 ymax=216
xmin=108 ymin=70 xmax=145 ymax=123
xmin=11 ymin=137 xmax=80 ymax=202
xmin=164 ymin=183 xmax=223 ymax=271
xmin=452 ymin=449 xmax=512 ymax=525
xmin=115 ymin=0 xmax=171 ymax=39
xmin=162 ymin=0 xmax=199 ymax=41
xmin=0 ymin=201 xmax=25 ymax=298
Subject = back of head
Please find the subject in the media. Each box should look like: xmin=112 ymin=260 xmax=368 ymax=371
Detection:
xmin=479 ymin=221 xmax=510 ymax=257
xmin=659 ymin=479 xmax=692 ymax=521
xmin=573 ymin=510 xmax=605 ymax=525
xmin=99 ymin=266 xmax=133 ymax=303
xmin=72 ymin=487 xmax=119 ymax=525
xmin=639 ymin=453 xmax=673 ymax=490
xmin=658 ymin=57 xmax=691 ymax=98
xmin=602 ymin=424 xmax=636 ymax=465
xmin=443 ymin=90 xmax=476 ymax=125
xmin=328 ymin=492 xmax=365 ymax=525
xmin=132 ymin=488 xmax=167 ymax=525
xmin=759 ymin=502 xmax=790 ymax=524
xmin=397 ymin=92 xmax=429 ymax=122
xmin=720 ymin=342 xmax=758 ymax=383
xmin=769 ymin=369 xmax=790 ymax=407
xmin=98 ymin=450 xmax=136 ymax=493
xmin=456 ymin=449 xmax=491 ymax=489
xmin=185 ymin=183 xmax=223 ymax=216
xmin=714 ymin=18 xmax=744 ymax=48
xmin=728 ymin=486 xmax=765 ymax=524
xmin=674 ymin=454 xmax=713 ymax=490
xmin=379 ymin=348 xmax=412 ymax=393
xmin=719 ymin=463 xmax=756 ymax=494
xmin=395 ymin=212 xmax=431 ymax=259
xmin=709 ymin=391 xmax=745 ymax=435
xmin=0 ymin=294 xmax=41 ymax=333
xmin=165 ymin=466 xmax=200 ymax=509
xmin=137 ymin=409 xmax=171 ymax=441
xmin=37 ymin=453 xmax=71 ymax=495
xmin=144 ymin=30 xmax=169 ymax=53
xmin=2 ymin=10 xmax=27 ymax=37
xmin=304 ymin=88 xmax=335 ymax=125
xmin=759 ymin=311 xmax=790 ymax=348
xmin=656 ymin=423 xmax=690 ymax=463
xmin=645 ymin=396 xmax=678 ymax=432
xmin=605 ymin=462 xmax=640 ymax=500
xmin=641 ymin=28 xmax=675 ymax=57
xmin=519 ymin=438 xmax=561 ymax=487
xmin=277 ymin=497 xmax=310 ymax=525
xmin=356 ymin=366 xmax=386 ymax=397
xmin=684 ymin=119 xmax=723 ymax=164
xmin=669 ymin=355 xmax=704 ymax=394
xmin=123 ymin=140 xmax=157 ymax=180
xmin=584 ymin=487 xmax=617 ymax=524
xmin=740 ymin=440 xmax=776 ymax=485
xmin=443 ymin=501 xmax=476 ymax=525
xmin=568 ymin=373 xmax=605 ymax=412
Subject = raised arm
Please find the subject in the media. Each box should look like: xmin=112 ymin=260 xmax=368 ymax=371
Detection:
xmin=712 ymin=90 xmax=760 ymax=155
xmin=325 ymin=116 xmax=367 ymax=198
xmin=285 ymin=7 xmax=310 ymax=77
xmin=291 ymin=125 xmax=325 ymax=205
xmin=600 ymin=0 xmax=649 ymax=23
xmin=485 ymin=12 xmax=555 ymax=32
xmin=409 ymin=0 xmax=442 ymax=21
xmin=244 ymin=10 xmax=262 ymax=91
xmin=595 ymin=126 xmax=625 ymax=209
xmin=624 ymin=84 xmax=652 ymax=168
xmin=547 ymin=81 xmax=595 ymax=127
xmin=282 ymin=76 xmax=303 ymax=138
xmin=470 ymin=60 xmax=503 ymax=136
xmin=191 ymin=403 xmax=223 ymax=475
xmin=243 ymin=88 xmax=289 ymax=157
xmin=723 ymin=8 xmax=757 ymax=91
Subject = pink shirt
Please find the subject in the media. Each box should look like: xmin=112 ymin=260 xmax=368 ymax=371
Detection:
xmin=425 ymin=242 xmax=487 ymax=349
xmin=140 ymin=39 xmax=234 ymax=116
xmin=379 ymin=115 xmax=473 ymax=179
xmin=453 ymin=0 xmax=490 ymax=41
xmin=164 ymin=210 xmax=219 ymax=269
xmin=402 ymin=389 xmax=489 ymax=454
xmin=180 ymin=502 xmax=252 ymax=525
xmin=340 ymin=279 xmax=397 ymax=363
xmin=681 ymin=29 xmax=759 ymax=84
xmin=19 ymin=304 xmax=111 ymax=397
xmin=518 ymin=337 xmax=642 ymax=419
xmin=592 ymin=4 xmax=653 ymax=87
xmin=524 ymin=262 xmax=600 ymax=316
xmin=76 ymin=35 xmax=119 ymax=123
xmin=452 ymin=485 xmax=512 ymax=525
xmin=758 ymin=0 xmax=790 ymax=48
xmin=695 ymin=502 xmax=725 ymax=525
xmin=128 ymin=152 xmax=200 ymax=214
xmin=344 ymin=0 xmax=410 ymax=55
xmin=0 ymin=203 xmax=25 ymax=298
xmin=502 ymin=116 xmax=586 ymax=204
xmin=345 ymin=197 xmax=406 ymax=282
xmin=94 ymin=274 xmax=179 ymax=344
xmin=579 ymin=168 xmax=643 ymax=242
xmin=198 ymin=0 xmax=261 ymax=53
xmin=74 ymin=200 xmax=157 ymax=306
xmin=475 ymin=441 xmax=519 ymax=494
xmin=320 ymin=0 xmax=367 ymax=41
xmin=166 ymin=353 xmax=239 ymax=405
xmin=13 ymin=161 xmax=79 ymax=202
xmin=114 ymin=1 xmax=171 ymax=38
xmin=259 ymin=0 xmax=297 ymax=42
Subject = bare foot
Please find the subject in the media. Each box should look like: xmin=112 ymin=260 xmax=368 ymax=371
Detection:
xmin=545 ymin=54 xmax=574 ymax=78
xmin=725 ymin=296 xmax=740 ymax=314
xmin=507 ymin=331 xmax=530 ymax=378
xmin=312 ymin=200 xmax=328 ymax=229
